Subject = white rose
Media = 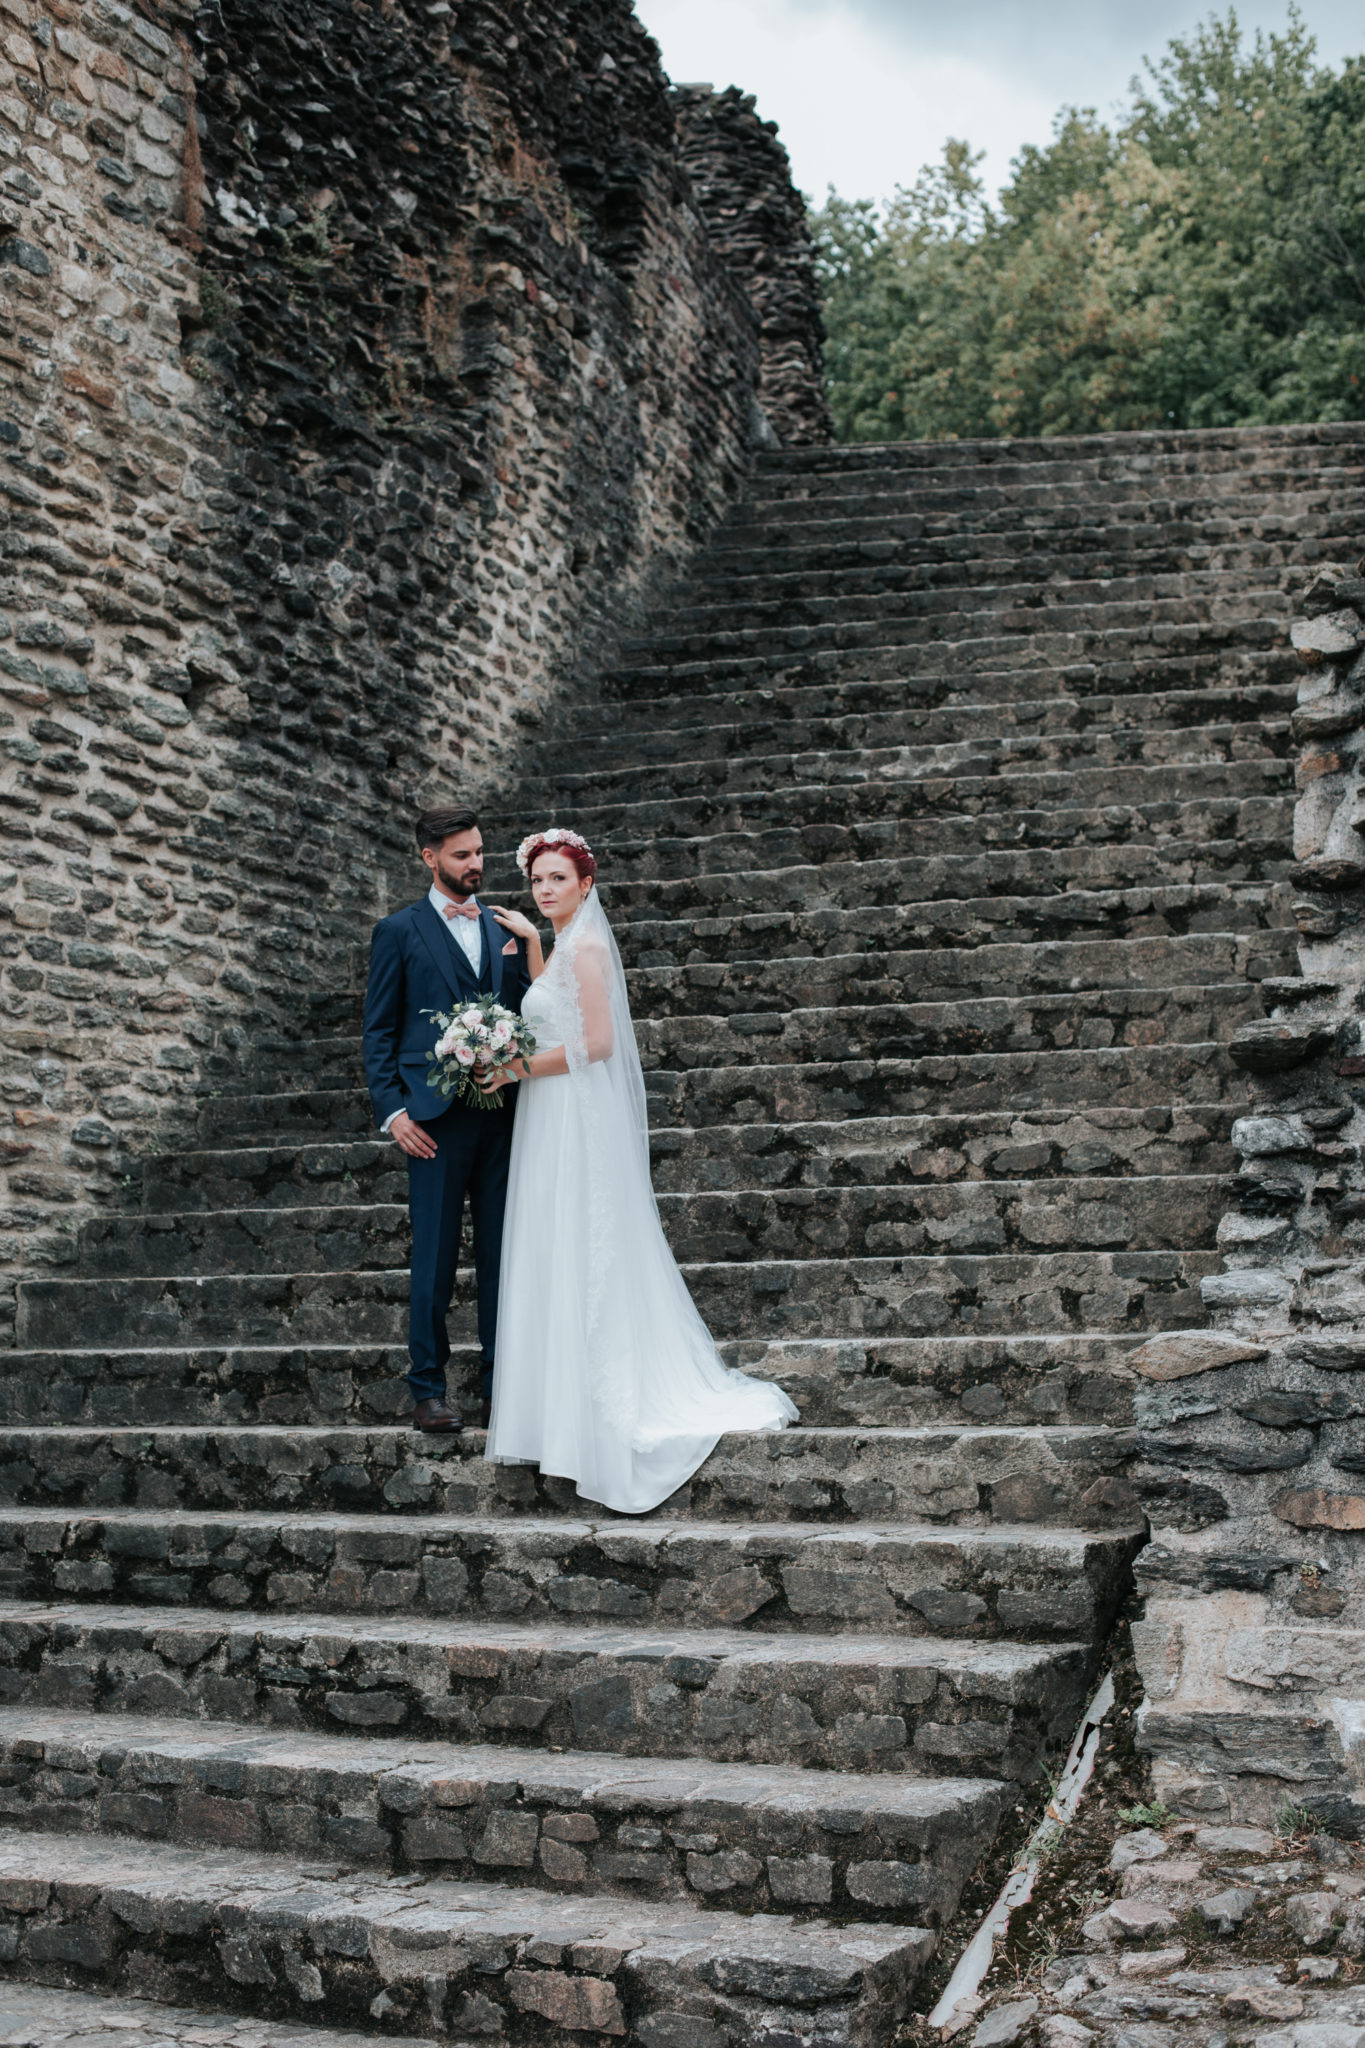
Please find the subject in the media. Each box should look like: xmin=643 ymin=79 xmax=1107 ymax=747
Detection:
xmin=435 ymin=1030 xmax=458 ymax=1058
xmin=492 ymin=1019 xmax=513 ymax=1046
xmin=454 ymin=1045 xmax=476 ymax=1068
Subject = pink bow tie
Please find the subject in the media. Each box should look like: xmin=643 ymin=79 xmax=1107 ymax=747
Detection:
xmin=442 ymin=900 xmax=479 ymax=921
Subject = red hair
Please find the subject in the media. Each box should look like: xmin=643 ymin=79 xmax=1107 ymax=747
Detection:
xmin=524 ymin=836 xmax=597 ymax=884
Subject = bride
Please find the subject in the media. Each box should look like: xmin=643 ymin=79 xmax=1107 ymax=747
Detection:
xmin=478 ymin=826 xmax=796 ymax=1514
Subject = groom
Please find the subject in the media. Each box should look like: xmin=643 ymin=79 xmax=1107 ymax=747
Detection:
xmin=362 ymin=805 xmax=530 ymax=1433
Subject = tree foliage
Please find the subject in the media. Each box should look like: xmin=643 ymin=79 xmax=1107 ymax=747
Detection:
xmin=812 ymin=9 xmax=1365 ymax=441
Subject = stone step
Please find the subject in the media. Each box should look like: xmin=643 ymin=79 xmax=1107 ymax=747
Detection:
xmin=602 ymin=637 xmax=1298 ymax=706
xmin=197 ymin=1040 xmax=1248 ymax=1148
xmin=749 ymin=429 xmax=1362 ymax=486
xmin=227 ymin=983 xmax=1285 ymax=1114
xmin=0 ymin=1600 xmax=1092 ymax=1779
xmin=753 ymin=419 xmax=1359 ymax=467
xmin=629 ymin=932 xmax=1288 ymax=1015
xmin=692 ymin=517 xmax=1331 ymax=570
xmin=0 ymin=1331 xmax=1146 ymax=1431
xmin=645 ymin=1040 xmax=1245 ymax=1122
xmin=197 ymin=1086 xmax=377 ymax=1144
xmin=618 ymin=603 xmax=1291 ymax=671
xmin=589 ymin=648 xmax=1298 ymax=732
xmin=688 ymin=533 xmax=1333 ymax=590
xmin=761 ymin=417 xmax=1357 ymax=459
xmin=665 ymin=1174 xmax=1225 ymax=1260
xmin=145 ymin=1104 xmax=1237 ymax=1212
xmin=248 ymin=937 xmax=1293 ymax=1073
xmin=745 ymin=437 xmax=1358 ymax=482
xmin=247 ymin=869 xmax=1292 ymax=1067
xmin=486 ymin=752 xmax=1291 ymax=846
xmin=538 ymin=720 xmax=1291 ymax=809
xmin=0 ymin=1986 xmax=435 ymax=2048
xmin=546 ymin=849 xmax=1295 ymax=923
xmin=723 ymin=489 xmax=1363 ymax=546
xmin=634 ymin=983 xmax=1272 ymax=1076
xmin=650 ymin=575 xmax=1294 ymax=643
xmin=0 ymin=1422 xmax=1138 ymax=1529
xmin=13 ymin=1244 xmax=1217 ymax=1350
xmin=0 ymin=1706 xmax=1002 ymax=1926
xmin=239 ymin=940 xmax=1286 ymax=1100
xmin=716 ymin=479 xmax=1360 ymax=537
xmin=255 ymin=984 xmax=1273 ymax=1108
xmin=0 ymin=1507 xmax=1144 ymax=1638
xmin=485 ymin=794 xmax=1290 ymax=882
xmin=607 ymin=886 xmax=1293 ymax=970
xmin=708 ymin=513 xmax=1359 ymax=574
xmin=71 ymin=1175 xmax=1225 ymax=1281
xmin=531 ymin=679 xmax=1298 ymax=762
xmin=0 ymin=1828 xmax=932 ymax=2045
xmin=728 ymin=465 xmax=1365 ymax=520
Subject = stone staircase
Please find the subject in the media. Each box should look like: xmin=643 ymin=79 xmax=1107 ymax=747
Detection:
xmin=0 ymin=423 xmax=1361 ymax=2045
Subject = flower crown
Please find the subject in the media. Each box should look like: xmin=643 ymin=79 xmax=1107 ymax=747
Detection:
xmin=515 ymin=826 xmax=593 ymax=876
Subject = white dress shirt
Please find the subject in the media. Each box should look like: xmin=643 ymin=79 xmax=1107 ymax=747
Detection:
xmin=382 ymin=890 xmax=484 ymax=1132
xmin=430 ymin=882 xmax=484 ymax=976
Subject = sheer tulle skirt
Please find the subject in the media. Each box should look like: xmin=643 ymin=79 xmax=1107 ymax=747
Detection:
xmin=486 ymin=1019 xmax=796 ymax=1514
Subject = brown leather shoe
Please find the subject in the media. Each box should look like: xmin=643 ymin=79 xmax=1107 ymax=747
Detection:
xmin=411 ymin=1397 xmax=462 ymax=1433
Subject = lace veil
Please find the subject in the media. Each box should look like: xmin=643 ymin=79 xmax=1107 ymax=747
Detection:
xmin=548 ymin=884 xmax=651 ymax=1178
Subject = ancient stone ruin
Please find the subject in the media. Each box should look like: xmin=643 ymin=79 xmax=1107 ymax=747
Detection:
xmin=1 ymin=0 xmax=1365 ymax=2043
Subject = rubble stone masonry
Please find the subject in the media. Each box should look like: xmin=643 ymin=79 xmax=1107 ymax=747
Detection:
xmin=0 ymin=0 xmax=828 ymax=1335
xmin=1134 ymin=554 xmax=1365 ymax=1829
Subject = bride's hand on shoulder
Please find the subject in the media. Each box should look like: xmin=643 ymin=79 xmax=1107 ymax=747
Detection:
xmin=490 ymin=906 xmax=538 ymax=943
xmin=491 ymin=905 xmax=545 ymax=979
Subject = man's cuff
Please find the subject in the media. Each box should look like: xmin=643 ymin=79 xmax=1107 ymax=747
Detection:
xmin=381 ymin=1110 xmax=403 ymax=1134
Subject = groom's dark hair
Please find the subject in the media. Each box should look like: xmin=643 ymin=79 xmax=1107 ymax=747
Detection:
xmin=416 ymin=804 xmax=479 ymax=850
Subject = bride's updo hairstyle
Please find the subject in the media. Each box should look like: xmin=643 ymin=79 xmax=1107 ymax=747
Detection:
xmin=516 ymin=827 xmax=597 ymax=885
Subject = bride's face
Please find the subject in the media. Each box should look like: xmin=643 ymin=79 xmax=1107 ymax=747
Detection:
xmin=531 ymin=853 xmax=592 ymax=927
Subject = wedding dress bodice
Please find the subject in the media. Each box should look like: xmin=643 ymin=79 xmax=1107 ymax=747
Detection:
xmin=520 ymin=970 xmax=566 ymax=1051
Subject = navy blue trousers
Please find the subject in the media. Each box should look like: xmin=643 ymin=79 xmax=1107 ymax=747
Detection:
xmin=406 ymin=1104 xmax=513 ymax=1405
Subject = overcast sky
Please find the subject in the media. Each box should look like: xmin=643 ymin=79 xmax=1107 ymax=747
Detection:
xmin=634 ymin=1 xmax=1364 ymax=206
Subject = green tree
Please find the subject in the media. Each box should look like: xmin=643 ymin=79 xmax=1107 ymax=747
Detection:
xmin=812 ymin=7 xmax=1365 ymax=440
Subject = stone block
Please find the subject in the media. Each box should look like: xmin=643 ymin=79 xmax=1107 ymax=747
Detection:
xmin=1099 ymin=1898 xmax=1180 ymax=1941
xmin=506 ymin=1971 xmax=626 ymax=2034
xmin=539 ymin=1838 xmax=589 ymax=1883
xmin=1196 ymin=1886 xmax=1258 ymax=1934
xmin=1286 ymin=1891 xmax=1339 ymax=1947
xmin=846 ymin=1859 xmax=933 ymax=1908
xmin=973 ymin=2001 xmax=1039 ymax=2048
xmin=473 ymin=1811 xmax=539 ymax=1868
xmin=401 ymin=1818 xmax=468 ymax=1863
xmin=1128 ymin=1331 xmax=1267 ymax=1380
xmin=1275 ymin=1489 xmax=1365 ymax=1530
xmin=767 ymin=1853 xmax=833 ymax=1903
xmin=685 ymin=1849 xmax=761 ymax=1894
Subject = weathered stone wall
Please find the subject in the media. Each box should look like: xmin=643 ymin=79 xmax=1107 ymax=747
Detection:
xmin=0 ymin=0 xmax=828 ymax=1337
xmin=671 ymin=84 xmax=831 ymax=448
xmin=1135 ymin=562 xmax=1365 ymax=1829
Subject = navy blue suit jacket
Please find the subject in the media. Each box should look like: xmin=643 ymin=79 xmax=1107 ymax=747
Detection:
xmin=362 ymin=897 xmax=530 ymax=1129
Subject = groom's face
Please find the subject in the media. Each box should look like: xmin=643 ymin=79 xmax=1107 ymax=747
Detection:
xmin=424 ymin=830 xmax=484 ymax=900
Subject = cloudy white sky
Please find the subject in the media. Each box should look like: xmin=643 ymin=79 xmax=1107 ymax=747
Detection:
xmin=633 ymin=1 xmax=1364 ymax=206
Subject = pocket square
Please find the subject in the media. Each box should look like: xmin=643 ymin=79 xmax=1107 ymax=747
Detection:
xmin=501 ymin=938 xmax=518 ymax=954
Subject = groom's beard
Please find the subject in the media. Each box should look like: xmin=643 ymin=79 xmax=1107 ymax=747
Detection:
xmin=435 ymin=860 xmax=482 ymax=898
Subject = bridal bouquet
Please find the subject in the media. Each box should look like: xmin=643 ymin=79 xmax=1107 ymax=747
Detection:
xmin=424 ymin=996 xmax=537 ymax=1111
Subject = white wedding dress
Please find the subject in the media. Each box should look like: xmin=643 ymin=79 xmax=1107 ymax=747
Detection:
xmin=486 ymin=888 xmax=796 ymax=1513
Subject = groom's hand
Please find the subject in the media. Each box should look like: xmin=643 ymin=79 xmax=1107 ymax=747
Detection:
xmin=388 ymin=1110 xmax=438 ymax=1159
